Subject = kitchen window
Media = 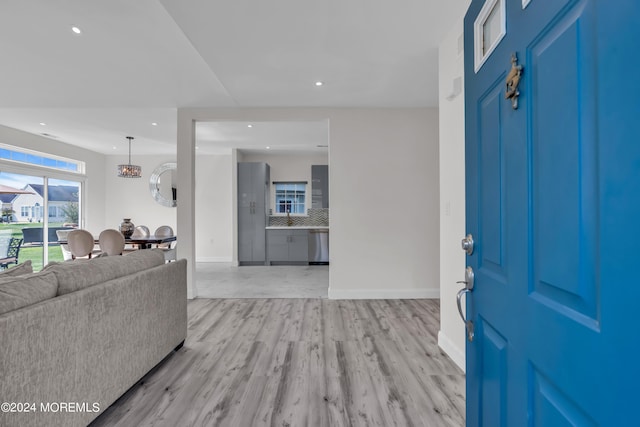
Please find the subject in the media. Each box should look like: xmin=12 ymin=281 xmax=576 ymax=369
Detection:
xmin=274 ymin=182 xmax=306 ymax=214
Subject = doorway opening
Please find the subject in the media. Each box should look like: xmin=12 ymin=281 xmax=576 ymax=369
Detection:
xmin=193 ymin=120 xmax=330 ymax=298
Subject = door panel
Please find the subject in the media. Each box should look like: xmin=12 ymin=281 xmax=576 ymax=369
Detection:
xmin=238 ymin=207 xmax=253 ymax=261
xmin=478 ymin=319 xmax=507 ymax=427
xmin=237 ymin=163 xmax=255 ymax=208
xmin=524 ymin=0 xmax=601 ymax=418
xmin=464 ymin=0 xmax=640 ymax=425
xmin=478 ymin=79 xmax=507 ymax=276
xmin=531 ymin=367 xmax=598 ymax=427
xmin=529 ymin=0 xmax=599 ymax=321
xmin=252 ymin=211 xmax=266 ymax=261
xmin=288 ymin=230 xmax=309 ymax=262
xmin=266 ymin=230 xmax=289 ymax=262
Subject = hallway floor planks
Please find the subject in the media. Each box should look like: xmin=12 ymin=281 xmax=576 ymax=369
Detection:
xmin=91 ymin=298 xmax=465 ymax=427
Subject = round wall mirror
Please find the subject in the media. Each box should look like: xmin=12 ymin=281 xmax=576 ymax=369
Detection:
xmin=149 ymin=162 xmax=177 ymax=207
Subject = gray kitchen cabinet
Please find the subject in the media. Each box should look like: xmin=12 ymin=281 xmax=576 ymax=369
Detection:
xmin=288 ymin=230 xmax=309 ymax=262
xmin=238 ymin=162 xmax=270 ymax=265
xmin=266 ymin=229 xmax=309 ymax=264
xmin=311 ymin=165 xmax=329 ymax=208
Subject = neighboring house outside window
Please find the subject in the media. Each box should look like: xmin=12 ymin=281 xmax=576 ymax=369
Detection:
xmin=33 ymin=203 xmax=41 ymax=221
xmin=0 ymin=144 xmax=84 ymax=225
xmin=0 ymin=147 xmax=84 ymax=268
xmin=11 ymin=184 xmax=79 ymax=224
xmin=274 ymin=182 xmax=306 ymax=214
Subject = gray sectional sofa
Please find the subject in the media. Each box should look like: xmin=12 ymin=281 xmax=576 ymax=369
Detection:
xmin=0 ymin=249 xmax=187 ymax=427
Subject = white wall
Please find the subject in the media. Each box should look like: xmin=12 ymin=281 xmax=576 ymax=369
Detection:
xmin=328 ymin=109 xmax=439 ymax=299
xmin=195 ymin=153 xmax=233 ymax=262
xmin=104 ymin=155 xmax=176 ymax=233
xmin=177 ymin=108 xmax=440 ymax=300
xmin=0 ymin=125 xmax=106 ymax=233
xmin=438 ymin=17 xmax=467 ymax=371
xmin=240 ymin=151 xmax=328 ymax=214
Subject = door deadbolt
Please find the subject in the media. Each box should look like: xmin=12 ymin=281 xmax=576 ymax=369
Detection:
xmin=461 ymin=234 xmax=474 ymax=255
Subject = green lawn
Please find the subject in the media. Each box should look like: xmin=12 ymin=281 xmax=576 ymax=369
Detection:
xmin=1 ymin=222 xmax=66 ymax=271
xmin=17 ymin=246 xmax=65 ymax=271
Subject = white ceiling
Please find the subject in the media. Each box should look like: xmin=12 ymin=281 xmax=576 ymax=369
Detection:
xmin=0 ymin=0 xmax=468 ymax=155
xmin=196 ymin=121 xmax=329 ymax=156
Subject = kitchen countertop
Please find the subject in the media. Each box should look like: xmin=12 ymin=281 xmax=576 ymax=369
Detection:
xmin=265 ymin=226 xmax=329 ymax=230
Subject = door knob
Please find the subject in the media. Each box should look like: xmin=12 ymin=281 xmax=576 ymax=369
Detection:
xmin=461 ymin=234 xmax=474 ymax=255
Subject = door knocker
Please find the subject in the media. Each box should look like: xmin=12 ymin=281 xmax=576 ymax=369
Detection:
xmin=505 ymin=53 xmax=523 ymax=109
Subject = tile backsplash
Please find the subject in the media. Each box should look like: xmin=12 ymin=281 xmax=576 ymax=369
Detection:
xmin=268 ymin=208 xmax=329 ymax=227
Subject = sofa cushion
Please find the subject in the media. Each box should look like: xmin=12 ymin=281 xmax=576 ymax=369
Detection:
xmin=48 ymin=249 xmax=165 ymax=295
xmin=0 ymin=271 xmax=58 ymax=315
xmin=0 ymin=260 xmax=32 ymax=277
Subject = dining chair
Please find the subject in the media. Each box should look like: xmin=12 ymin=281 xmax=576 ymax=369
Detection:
xmin=154 ymin=225 xmax=173 ymax=238
xmin=131 ymin=225 xmax=150 ymax=238
xmin=154 ymin=225 xmax=176 ymax=262
xmin=0 ymin=237 xmax=23 ymax=269
xmin=122 ymin=225 xmax=150 ymax=253
xmin=98 ymin=229 xmax=126 ymax=256
xmin=56 ymin=229 xmax=73 ymax=261
xmin=67 ymin=229 xmax=99 ymax=260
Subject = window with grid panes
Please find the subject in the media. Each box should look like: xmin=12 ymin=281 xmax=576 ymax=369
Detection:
xmin=274 ymin=183 xmax=306 ymax=214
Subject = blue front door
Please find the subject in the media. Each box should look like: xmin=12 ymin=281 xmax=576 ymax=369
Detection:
xmin=464 ymin=0 xmax=640 ymax=425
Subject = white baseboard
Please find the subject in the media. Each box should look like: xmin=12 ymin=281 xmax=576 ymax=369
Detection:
xmin=438 ymin=330 xmax=466 ymax=372
xmin=195 ymin=256 xmax=233 ymax=263
xmin=328 ymin=288 xmax=440 ymax=300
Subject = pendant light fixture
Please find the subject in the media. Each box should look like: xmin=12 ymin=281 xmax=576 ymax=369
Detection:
xmin=117 ymin=136 xmax=142 ymax=178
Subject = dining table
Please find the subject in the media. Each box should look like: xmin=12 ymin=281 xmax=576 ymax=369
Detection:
xmin=124 ymin=235 xmax=176 ymax=249
xmin=58 ymin=235 xmax=176 ymax=250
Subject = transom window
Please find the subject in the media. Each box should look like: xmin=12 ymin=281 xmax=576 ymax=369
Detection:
xmin=474 ymin=0 xmax=506 ymax=72
xmin=0 ymin=143 xmax=84 ymax=173
xmin=274 ymin=182 xmax=306 ymax=214
xmin=482 ymin=2 xmax=502 ymax=55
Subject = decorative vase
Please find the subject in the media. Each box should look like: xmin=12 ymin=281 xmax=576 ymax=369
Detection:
xmin=119 ymin=218 xmax=134 ymax=238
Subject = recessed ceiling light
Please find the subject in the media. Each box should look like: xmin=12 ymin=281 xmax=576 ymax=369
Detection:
xmin=247 ymin=124 xmax=253 ymax=128
xmin=266 ymin=146 xmax=270 ymax=149
xmin=195 ymin=146 xmax=199 ymax=150
xmin=39 ymin=122 xmax=46 ymax=126
xmin=315 ymin=81 xmax=324 ymax=86
xmin=151 ymin=122 xmax=158 ymax=126
xmin=71 ymin=26 xmax=82 ymax=34
xmin=112 ymin=146 xmax=117 ymax=150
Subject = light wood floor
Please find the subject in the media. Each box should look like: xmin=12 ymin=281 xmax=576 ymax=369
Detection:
xmin=91 ymin=299 xmax=465 ymax=427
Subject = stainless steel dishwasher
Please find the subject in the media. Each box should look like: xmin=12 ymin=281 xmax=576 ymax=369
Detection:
xmin=308 ymin=229 xmax=329 ymax=264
